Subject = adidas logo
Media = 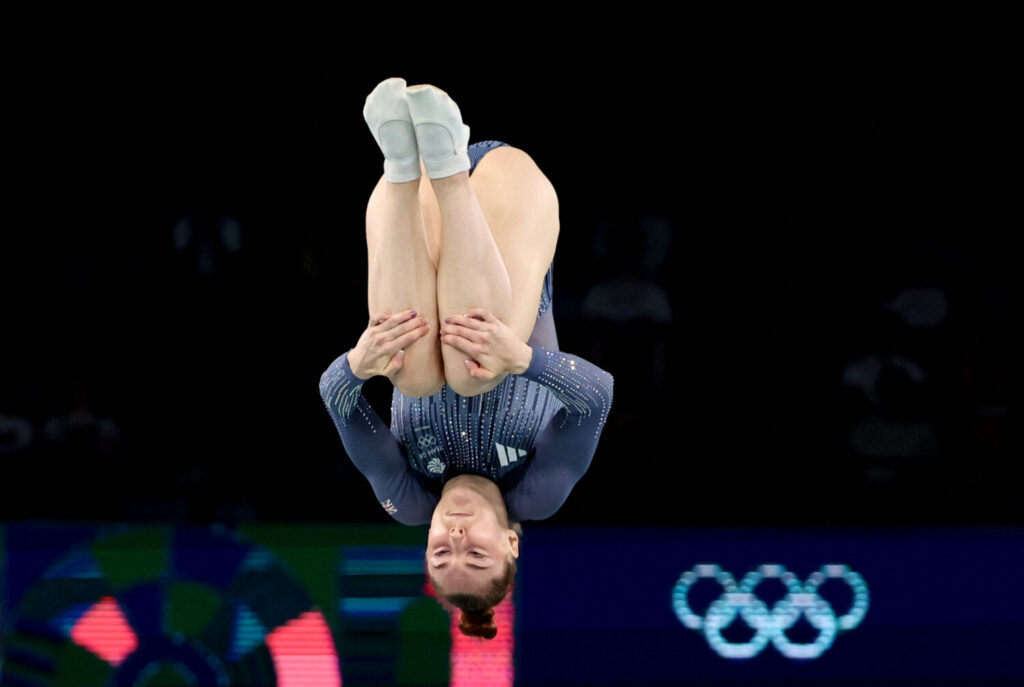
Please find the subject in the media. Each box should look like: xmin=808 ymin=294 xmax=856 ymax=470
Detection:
xmin=495 ymin=443 xmax=527 ymax=467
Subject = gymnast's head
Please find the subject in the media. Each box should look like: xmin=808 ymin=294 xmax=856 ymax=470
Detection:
xmin=426 ymin=474 xmax=520 ymax=639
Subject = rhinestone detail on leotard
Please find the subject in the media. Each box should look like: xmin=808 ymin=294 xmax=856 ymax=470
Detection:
xmin=390 ymin=347 xmax=613 ymax=482
xmin=529 ymin=348 xmax=613 ymax=437
xmin=318 ymin=359 xmax=377 ymax=432
xmin=391 ymin=373 xmax=559 ymax=482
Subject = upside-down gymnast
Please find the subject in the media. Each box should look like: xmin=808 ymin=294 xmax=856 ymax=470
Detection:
xmin=319 ymin=77 xmax=614 ymax=639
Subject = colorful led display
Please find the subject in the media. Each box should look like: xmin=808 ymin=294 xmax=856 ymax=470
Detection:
xmin=449 ymin=596 xmax=514 ymax=687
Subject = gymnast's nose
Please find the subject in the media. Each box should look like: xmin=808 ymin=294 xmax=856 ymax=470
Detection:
xmin=449 ymin=525 xmax=465 ymax=539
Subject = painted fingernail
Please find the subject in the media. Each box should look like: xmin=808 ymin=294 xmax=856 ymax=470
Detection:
xmin=444 ymin=317 xmax=451 ymax=323
xmin=409 ymin=310 xmax=417 ymax=317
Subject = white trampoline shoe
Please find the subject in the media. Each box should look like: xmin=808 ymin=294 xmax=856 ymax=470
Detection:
xmin=363 ymin=77 xmax=421 ymax=183
xmin=405 ymin=84 xmax=471 ymax=179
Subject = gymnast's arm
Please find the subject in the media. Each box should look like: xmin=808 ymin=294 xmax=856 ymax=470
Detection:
xmin=438 ymin=307 xmax=613 ymax=518
xmin=319 ymin=350 xmax=438 ymax=525
xmin=504 ymin=346 xmax=614 ymax=520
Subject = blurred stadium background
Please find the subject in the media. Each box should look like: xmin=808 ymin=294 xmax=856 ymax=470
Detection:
xmin=1 ymin=5 xmax=1021 ymax=686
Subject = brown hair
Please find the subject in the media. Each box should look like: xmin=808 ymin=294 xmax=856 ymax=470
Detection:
xmin=430 ymin=522 xmax=521 ymax=640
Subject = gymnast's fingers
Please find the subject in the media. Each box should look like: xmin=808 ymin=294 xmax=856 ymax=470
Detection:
xmin=441 ymin=333 xmax=482 ymax=359
xmin=393 ymin=321 xmax=430 ymax=349
xmin=444 ymin=313 xmax=488 ymax=331
xmin=390 ymin=314 xmax=428 ymax=340
xmin=369 ymin=310 xmax=392 ymax=327
xmin=463 ymin=307 xmax=497 ymax=323
xmin=378 ymin=309 xmax=418 ymax=331
xmin=465 ymin=358 xmax=496 ymax=380
xmin=441 ymin=322 xmax=484 ymax=343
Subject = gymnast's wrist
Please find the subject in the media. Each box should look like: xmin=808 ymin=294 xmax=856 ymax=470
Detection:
xmin=511 ymin=343 xmax=534 ymax=375
xmin=345 ymin=348 xmax=373 ymax=381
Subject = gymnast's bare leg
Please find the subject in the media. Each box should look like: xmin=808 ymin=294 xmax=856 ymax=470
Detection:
xmin=363 ymin=80 xmax=559 ymax=397
xmin=431 ymin=144 xmax=559 ymax=396
xmin=364 ymin=174 xmax=445 ymax=398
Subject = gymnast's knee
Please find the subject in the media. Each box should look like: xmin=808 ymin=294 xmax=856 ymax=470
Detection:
xmin=391 ymin=363 xmax=445 ymax=398
xmin=442 ymin=361 xmax=504 ymax=398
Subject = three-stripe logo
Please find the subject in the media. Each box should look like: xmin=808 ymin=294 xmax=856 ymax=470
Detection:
xmin=495 ymin=443 xmax=526 ymax=467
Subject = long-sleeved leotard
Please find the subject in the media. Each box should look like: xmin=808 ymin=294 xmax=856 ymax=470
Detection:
xmin=319 ymin=140 xmax=613 ymax=525
xmin=318 ymin=339 xmax=613 ymax=525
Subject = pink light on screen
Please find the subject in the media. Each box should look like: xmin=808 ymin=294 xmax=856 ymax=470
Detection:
xmin=449 ymin=595 xmax=514 ymax=687
xmin=69 ymin=596 xmax=139 ymax=666
xmin=264 ymin=608 xmax=341 ymax=687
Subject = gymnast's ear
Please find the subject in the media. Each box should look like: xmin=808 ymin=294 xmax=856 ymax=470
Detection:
xmin=507 ymin=530 xmax=520 ymax=558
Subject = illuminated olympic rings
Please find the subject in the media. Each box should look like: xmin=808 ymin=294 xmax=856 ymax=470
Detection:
xmin=671 ymin=563 xmax=869 ymax=659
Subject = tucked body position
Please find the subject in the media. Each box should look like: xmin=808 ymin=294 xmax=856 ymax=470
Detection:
xmin=320 ymin=77 xmax=614 ymax=639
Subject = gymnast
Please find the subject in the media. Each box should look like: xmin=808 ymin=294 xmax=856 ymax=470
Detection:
xmin=319 ymin=77 xmax=613 ymax=639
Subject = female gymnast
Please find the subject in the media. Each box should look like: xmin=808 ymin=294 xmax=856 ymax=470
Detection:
xmin=319 ymin=77 xmax=613 ymax=639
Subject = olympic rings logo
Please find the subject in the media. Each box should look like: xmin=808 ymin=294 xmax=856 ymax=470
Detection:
xmin=672 ymin=563 xmax=869 ymax=660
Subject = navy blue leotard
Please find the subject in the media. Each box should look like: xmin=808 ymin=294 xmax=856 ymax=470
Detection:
xmin=319 ymin=141 xmax=614 ymax=525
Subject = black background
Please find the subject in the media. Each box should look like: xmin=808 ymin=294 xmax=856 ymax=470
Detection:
xmin=2 ymin=5 xmax=1020 ymax=527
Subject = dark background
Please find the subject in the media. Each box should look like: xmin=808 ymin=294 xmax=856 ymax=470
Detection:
xmin=2 ymin=6 xmax=1020 ymax=528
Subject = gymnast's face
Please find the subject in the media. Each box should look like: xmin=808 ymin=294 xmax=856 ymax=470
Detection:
xmin=427 ymin=484 xmax=519 ymax=596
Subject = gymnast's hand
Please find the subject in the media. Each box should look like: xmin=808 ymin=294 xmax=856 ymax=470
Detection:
xmin=440 ymin=308 xmax=534 ymax=381
xmin=348 ymin=310 xmax=430 ymax=381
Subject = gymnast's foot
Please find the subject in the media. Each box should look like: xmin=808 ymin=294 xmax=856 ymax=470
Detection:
xmin=363 ymin=77 xmax=421 ymax=183
xmin=405 ymin=84 xmax=471 ymax=179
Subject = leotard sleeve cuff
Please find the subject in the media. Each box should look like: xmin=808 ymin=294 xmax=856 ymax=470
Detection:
xmin=319 ymin=350 xmax=373 ymax=428
xmin=523 ymin=344 xmax=547 ymax=378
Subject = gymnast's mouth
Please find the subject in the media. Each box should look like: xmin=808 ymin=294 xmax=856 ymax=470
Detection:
xmin=446 ymin=512 xmax=472 ymax=517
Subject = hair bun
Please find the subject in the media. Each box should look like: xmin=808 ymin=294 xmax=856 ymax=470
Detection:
xmin=459 ymin=608 xmax=497 ymax=640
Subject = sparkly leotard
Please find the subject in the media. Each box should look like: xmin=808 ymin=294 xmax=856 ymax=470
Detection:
xmin=319 ymin=141 xmax=614 ymax=525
